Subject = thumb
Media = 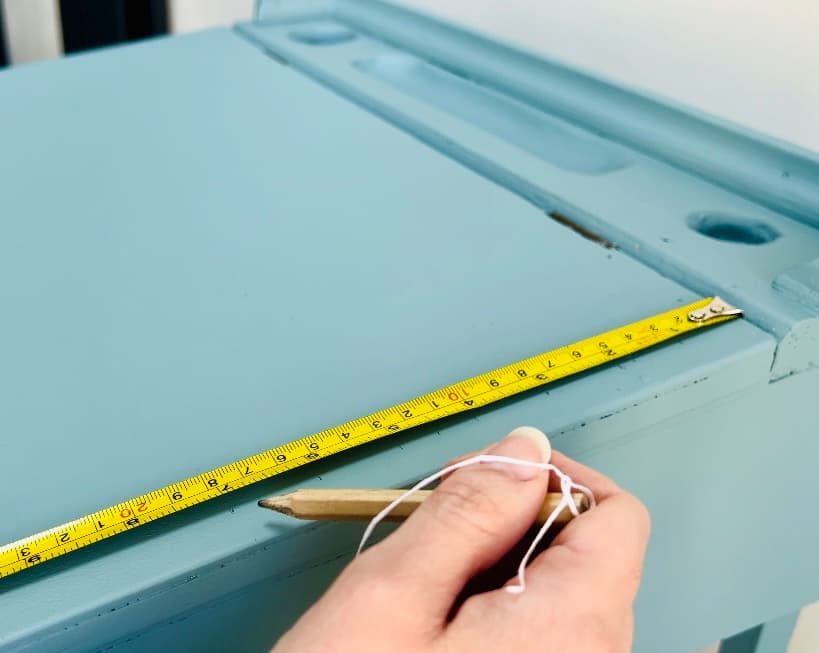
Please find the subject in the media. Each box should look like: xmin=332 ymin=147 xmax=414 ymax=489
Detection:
xmin=362 ymin=426 xmax=552 ymax=621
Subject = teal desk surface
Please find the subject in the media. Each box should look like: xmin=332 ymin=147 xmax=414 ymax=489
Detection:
xmin=0 ymin=2 xmax=818 ymax=652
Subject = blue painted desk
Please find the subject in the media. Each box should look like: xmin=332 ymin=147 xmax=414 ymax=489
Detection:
xmin=1 ymin=2 xmax=818 ymax=652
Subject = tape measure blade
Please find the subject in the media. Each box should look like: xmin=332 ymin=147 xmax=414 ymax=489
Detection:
xmin=0 ymin=297 xmax=737 ymax=578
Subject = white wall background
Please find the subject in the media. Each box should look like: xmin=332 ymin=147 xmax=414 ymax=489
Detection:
xmin=1 ymin=0 xmax=63 ymax=63
xmin=402 ymin=0 xmax=819 ymax=155
xmin=167 ymin=0 xmax=254 ymax=33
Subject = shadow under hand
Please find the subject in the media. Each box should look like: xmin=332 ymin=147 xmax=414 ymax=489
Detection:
xmin=448 ymin=524 xmax=562 ymax=621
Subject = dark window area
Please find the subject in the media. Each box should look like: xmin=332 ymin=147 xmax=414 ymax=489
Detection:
xmin=0 ymin=8 xmax=8 ymax=67
xmin=59 ymin=0 xmax=168 ymax=54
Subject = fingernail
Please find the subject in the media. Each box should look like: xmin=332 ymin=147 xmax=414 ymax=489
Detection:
xmin=487 ymin=426 xmax=551 ymax=481
xmin=508 ymin=426 xmax=552 ymax=463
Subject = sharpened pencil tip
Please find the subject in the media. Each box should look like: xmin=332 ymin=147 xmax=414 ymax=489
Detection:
xmin=257 ymin=496 xmax=295 ymax=516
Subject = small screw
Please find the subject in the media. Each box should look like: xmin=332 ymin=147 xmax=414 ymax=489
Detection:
xmin=689 ymin=311 xmax=706 ymax=321
xmin=709 ymin=303 xmax=725 ymax=314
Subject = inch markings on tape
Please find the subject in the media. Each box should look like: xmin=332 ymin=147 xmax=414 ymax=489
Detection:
xmin=0 ymin=297 xmax=742 ymax=578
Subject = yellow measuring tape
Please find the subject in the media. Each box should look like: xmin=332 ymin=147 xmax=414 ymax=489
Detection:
xmin=0 ymin=296 xmax=742 ymax=578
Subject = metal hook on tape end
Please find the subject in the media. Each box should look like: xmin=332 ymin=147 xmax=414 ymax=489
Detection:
xmin=688 ymin=297 xmax=743 ymax=323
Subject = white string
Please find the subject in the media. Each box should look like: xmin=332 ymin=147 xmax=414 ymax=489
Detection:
xmin=356 ymin=454 xmax=596 ymax=595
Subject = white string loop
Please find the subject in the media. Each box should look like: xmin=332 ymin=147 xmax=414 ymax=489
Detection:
xmin=356 ymin=454 xmax=596 ymax=595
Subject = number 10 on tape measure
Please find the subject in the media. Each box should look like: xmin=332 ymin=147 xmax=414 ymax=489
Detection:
xmin=0 ymin=296 xmax=742 ymax=578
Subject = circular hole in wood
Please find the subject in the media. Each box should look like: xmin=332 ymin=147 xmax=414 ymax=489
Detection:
xmin=687 ymin=213 xmax=780 ymax=245
xmin=289 ymin=24 xmax=356 ymax=46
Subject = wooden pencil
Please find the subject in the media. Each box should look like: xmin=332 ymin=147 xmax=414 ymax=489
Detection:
xmin=258 ymin=489 xmax=589 ymax=524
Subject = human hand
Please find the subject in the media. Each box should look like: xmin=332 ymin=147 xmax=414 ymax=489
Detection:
xmin=271 ymin=426 xmax=650 ymax=653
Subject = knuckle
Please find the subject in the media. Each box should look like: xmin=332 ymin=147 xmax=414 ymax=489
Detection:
xmin=621 ymin=491 xmax=652 ymax=535
xmin=575 ymin=611 xmax=633 ymax=653
xmin=428 ymin=476 xmax=506 ymax=540
xmin=624 ymin=553 xmax=644 ymax=587
xmin=634 ymin=496 xmax=652 ymax=534
xmin=337 ymin=556 xmax=401 ymax=606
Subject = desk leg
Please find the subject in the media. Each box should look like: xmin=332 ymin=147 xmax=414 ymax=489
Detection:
xmin=718 ymin=612 xmax=800 ymax=653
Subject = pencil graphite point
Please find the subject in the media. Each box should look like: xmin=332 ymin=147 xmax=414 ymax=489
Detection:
xmin=257 ymin=495 xmax=294 ymax=516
